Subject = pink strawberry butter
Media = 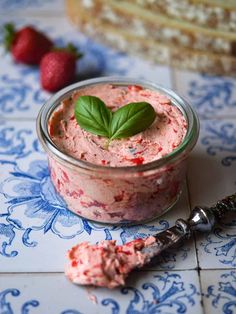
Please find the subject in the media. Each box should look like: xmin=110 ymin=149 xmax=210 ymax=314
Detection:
xmin=65 ymin=237 xmax=156 ymax=288
xmin=37 ymin=77 xmax=199 ymax=223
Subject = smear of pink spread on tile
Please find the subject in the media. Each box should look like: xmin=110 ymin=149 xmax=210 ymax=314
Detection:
xmin=65 ymin=237 xmax=156 ymax=288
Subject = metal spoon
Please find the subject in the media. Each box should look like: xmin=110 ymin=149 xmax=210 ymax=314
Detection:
xmin=141 ymin=193 xmax=236 ymax=260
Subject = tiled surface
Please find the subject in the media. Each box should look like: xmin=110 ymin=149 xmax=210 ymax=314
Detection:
xmin=187 ymin=119 xmax=236 ymax=270
xmin=0 ymin=271 xmax=203 ymax=314
xmin=201 ymin=270 xmax=236 ymax=314
xmin=174 ymin=70 xmax=236 ymax=119
xmin=0 ymin=2 xmax=236 ymax=314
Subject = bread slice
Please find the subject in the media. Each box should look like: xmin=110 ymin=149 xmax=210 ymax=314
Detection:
xmin=66 ymin=0 xmax=236 ymax=75
xmin=67 ymin=0 xmax=236 ymax=56
xmin=127 ymin=0 xmax=236 ymax=33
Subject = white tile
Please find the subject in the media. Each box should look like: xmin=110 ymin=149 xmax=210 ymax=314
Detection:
xmin=0 ymin=120 xmax=196 ymax=272
xmin=201 ymin=270 xmax=236 ymax=314
xmin=187 ymin=119 xmax=236 ymax=269
xmin=173 ymin=70 xmax=236 ymax=119
xmin=0 ymin=271 xmax=203 ymax=314
xmin=0 ymin=0 xmax=65 ymax=14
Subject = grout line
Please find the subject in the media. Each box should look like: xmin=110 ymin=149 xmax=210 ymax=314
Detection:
xmin=186 ymin=162 xmax=206 ymax=312
xmin=1 ymin=268 xmax=232 ymax=275
xmin=0 ymin=117 xmax=37 ymax=122
xmin=198 ymin=269 xmax=207 ymax=314
xmin=186 ymin=170 xmax=206 ymax=314
xmin=198 ymin=115 xmax=236 ymax=120
xmin=186 ymin=166 xmax=201 ymax=270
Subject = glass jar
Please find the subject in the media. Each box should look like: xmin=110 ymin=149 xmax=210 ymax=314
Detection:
xmin=37 ymin=77 xmax=199 ymax=224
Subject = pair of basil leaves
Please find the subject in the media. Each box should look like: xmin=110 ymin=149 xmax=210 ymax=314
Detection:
xmin=74 ymin=95 xmax=156 ymax=143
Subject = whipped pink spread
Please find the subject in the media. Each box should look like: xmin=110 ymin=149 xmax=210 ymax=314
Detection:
xmin=49 ymin=84 xmax=187 ymax=167
xmin=47 ymin=84 xmax=188 ymax=223
xmin=65 ymin=237 xmax=156 ymax=288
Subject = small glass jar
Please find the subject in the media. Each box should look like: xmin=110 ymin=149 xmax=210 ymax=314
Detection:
xmin=37 ymin=77 xmax=199 ymax=224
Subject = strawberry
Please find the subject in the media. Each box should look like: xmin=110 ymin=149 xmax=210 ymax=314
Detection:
xmin=40 ymin=43 xmax=83 ymax=92
xmin=3 ymin=23 xmax=53 ymax=65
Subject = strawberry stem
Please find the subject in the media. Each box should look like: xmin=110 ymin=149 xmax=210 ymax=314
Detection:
xmin=3 ymin=23 xmax=16 ymax=51
xmin=53 ymin=42 xmax=83 ymax=59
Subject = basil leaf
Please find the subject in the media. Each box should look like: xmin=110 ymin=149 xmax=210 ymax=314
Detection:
xmin=110 ymin=102 xmax=156 ymax=140
xmin=75 ymin=95 xmax=112 ymax=137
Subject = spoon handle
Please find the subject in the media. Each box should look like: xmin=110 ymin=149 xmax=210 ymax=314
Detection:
xmin=142 ymin=193 xmax=236 ymax=259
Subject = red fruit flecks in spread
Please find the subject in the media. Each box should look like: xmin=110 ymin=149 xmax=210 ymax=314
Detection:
xmin=66 ymin=190 xmax=84 ymax=199
xmin=127 ymin=85 xmax=143 ymax=91
xmin=130 ymin=157 xmax=144 ymax=165
xmin=56 ymin=179 xmax=62 ymax=191
xmin=71 ymin=260 xmax=78 ymax=267
xmin=49 ymin=124 xmax=55 ymax=137
xmin=62 ymin=170 xmax=69 ymax=182
xmin=114 ymin=191 xmax=125 ymax=202
xmin=80 ymin=200 xmax=106 ymax=209
xmin=101 ymin=159 xmax=107 ymax=165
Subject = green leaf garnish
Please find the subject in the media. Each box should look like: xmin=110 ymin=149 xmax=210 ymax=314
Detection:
xmin=75 ymin=95 xmax=156 ymax=145
xmin=75 ymin=96 xmax=112 ymax=137
xmin=110 ymin=101 xmax=156 ymax=140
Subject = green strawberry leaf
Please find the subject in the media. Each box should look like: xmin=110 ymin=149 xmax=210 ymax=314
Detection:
xmin=3 ymin=23 xmax=16 ymax=51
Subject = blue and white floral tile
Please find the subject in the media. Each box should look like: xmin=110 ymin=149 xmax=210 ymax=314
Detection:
xmin=0 ymin=270 xmax=203 ymax=314
xmin=201 ymin=269 xmax=236 ymax=314
xmin=0 ymin=119 xmax=197 ymax=272
xmin=0 ymin=0 xmax=65 ymax=14
xmin=173 ymin=70 xmax=236 ymax=119
xmin=187 ymin=119 xmax=236 ymax=269
xmin=0 ymin=16 xmax=173 ymax=120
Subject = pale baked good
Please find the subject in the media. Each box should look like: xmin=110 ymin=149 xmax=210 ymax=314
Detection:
xmin=129 ymin=0 xmax=236 ymax=32
xmin=66 ymin=0 xmax=236 ymax=75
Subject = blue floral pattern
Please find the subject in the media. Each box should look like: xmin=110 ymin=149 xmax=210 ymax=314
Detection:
xmin=0 ymin=158 xmax=118 ymax=256
xmin=0 ymin=124 xmax=33 ymax=159
xmin=101 ymin=272 xmax=200 ymax=314
xmin=201 ymin=121 xmax=236 ymax=166
xmin=0 ymin=288 xmax=39 ymax=314
xmin=0 ymin=288 xmax=82 ymax=314
xmin=206 ymin=271 xmax=236 ymax=313
xmin=201 ymin=225 xmax=236 ymax=267
xmin=188 ymin=75 xmax=236 ymax=117
xmin=0 ymin=69 xmax=48 ymax=116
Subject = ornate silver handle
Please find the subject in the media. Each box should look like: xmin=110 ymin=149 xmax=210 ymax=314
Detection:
xmin=142 ymin=193 xmax=236 ymax=259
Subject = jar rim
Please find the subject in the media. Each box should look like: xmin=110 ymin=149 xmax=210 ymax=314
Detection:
xmin=37 ymin=76 xmax=199 ymax=175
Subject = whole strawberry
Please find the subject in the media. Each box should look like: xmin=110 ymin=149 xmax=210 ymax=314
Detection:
xmin=40 ymin=44 xmax=83 ymax=92
xmin=3 ymin=23 xmax=53 ymax=65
